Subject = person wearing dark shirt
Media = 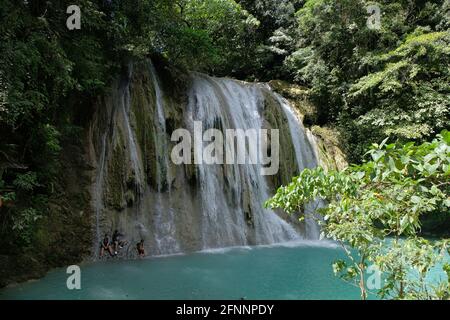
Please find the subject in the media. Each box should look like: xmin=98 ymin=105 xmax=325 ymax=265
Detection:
xmin=100 ymin=234 xmax=113 ymax=257
xmin=136 ymin=239 xmax=145 ymax=258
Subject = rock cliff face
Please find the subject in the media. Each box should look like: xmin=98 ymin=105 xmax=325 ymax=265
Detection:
xmin=268 ymin=80 xmax=347 ymax=173
xmin=87 ymin=60 xmax=346 ymax=258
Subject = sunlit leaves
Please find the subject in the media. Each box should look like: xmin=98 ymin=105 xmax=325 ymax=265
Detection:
xmin=266 ymin=132 xmax=450 ymax=299
xmin=347 ymin=30 xmax=450 ymax=143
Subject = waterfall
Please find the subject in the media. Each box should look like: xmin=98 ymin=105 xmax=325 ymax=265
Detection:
xmin=275 ymin=94 xmax=321 ymax=239
xmin=91 ymin=62 xmax=324 ymax=257
xmin=149 ymin=62 xmax=171 ymax=191
xmin=148 ymin=62 xmax=180 ymax=254
xmin=187 ymin=75 xmax=300 ymax=248
xmin=120 ymin=72 xmax=144 ymax=195
xmin=93 ymin=133 xmax=107 ymax=256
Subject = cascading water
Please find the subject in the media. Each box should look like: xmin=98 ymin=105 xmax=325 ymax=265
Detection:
xmin=93 ymin=133 xmax=107 ymax=256
xmin=187 ymin=75 xmax=300 ymax=247
xmin=120 ymin=72 xmax=144 ymax=195
xmin=275 ymin=93 xmax=321 ymax=239
xmin=91 ymin=61 xmax=324 ymax=257
xmin=91 ymin=70 xmax=146 ymax=258
xmin=148 ymin=62 xmax=180 ymax=254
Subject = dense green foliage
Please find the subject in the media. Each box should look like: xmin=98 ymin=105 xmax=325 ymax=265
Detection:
xmin=282 ymin=0 xmax=450 ymax=161
xmin=266 ymin=131 xmax=450 ymax=299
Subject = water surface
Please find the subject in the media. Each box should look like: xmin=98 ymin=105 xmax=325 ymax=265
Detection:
xmin=1 ymin=241 xmax=371 ymax=300
xmin=3 ymin=240 xmax=446 ymax=300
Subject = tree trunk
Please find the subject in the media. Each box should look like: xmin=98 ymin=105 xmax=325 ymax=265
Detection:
xmin=359 ymin=263 xmax=367 ymax=300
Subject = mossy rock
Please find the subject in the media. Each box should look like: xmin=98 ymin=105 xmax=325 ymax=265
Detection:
xmin=124 ymin=189 xmax=135 ymax=207
xmin=269 ymin=80 xmax=317 ymax=124
xmin=311 ymin=126 xmax=347 ymax=171
xmin=262 ymin=89 xmax=299 ymax=188
xmin=105 ymin=134 xmax=127 ymax=211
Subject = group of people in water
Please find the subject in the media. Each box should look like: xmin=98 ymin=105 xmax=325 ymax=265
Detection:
xmin=100 ymin=230 xmax=146 ymax=258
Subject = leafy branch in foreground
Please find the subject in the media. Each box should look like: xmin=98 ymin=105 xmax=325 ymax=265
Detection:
xmin=266 ymin=130 xmax=450 ymax=300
